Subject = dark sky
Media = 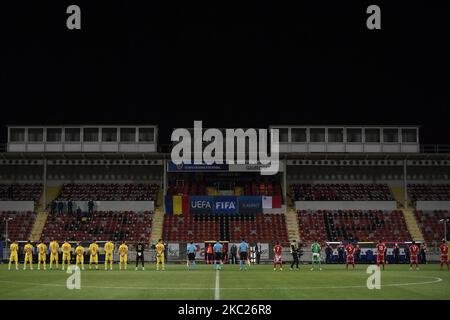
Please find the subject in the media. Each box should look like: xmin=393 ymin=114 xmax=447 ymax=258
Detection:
xmin=1 ymin=0 xmax=449 ymax=144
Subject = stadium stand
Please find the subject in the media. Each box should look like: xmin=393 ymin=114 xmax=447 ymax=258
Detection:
xmin=167 ymin=180 xmax=282 ymax=197
xmin=0 ymin=183 xmax=42 ymax=201
xmin=56 ymin=183 xmax=159 ymax=201
xmin=163 ymin=213 xmax=288 ymax=243
xmin=0 ymin=211 xmax=37 ymax=240
xmin=292 ymin=184 xmax=394 ymax=201
xmin=414 ymin=210 xmax=450 ymax=244
xmin=297 ymin=210 xmax=411 ymax=243
xmin=408 ymin=184 xmax=450 ymax=202
xmin=39 ymin=211 xmax=153 ymax=242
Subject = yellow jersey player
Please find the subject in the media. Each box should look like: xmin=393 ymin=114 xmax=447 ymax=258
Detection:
xmin=104 ymin=241 xmax=114 ymax=271
xmin=37 ymin=241 xmax=47 ymax=271
xmin=119 ymin=241 xmax=128 ymax=270
xmin=155 ymin=239 xmax=165 ymax=271
xmin=75 ymin=243 xmax=85 ymax=270
xmin=61 ymin=241 xmax=72 ymax=271
xmin=8 ymin=240 xmax=19 ymax=271
xmin=49 ymin=240 xmax=59 ymax=270
xmin=23 ymin=240 xmax=34 ymax=270
xmin=89 ymin=240 xmax=99 ymax=270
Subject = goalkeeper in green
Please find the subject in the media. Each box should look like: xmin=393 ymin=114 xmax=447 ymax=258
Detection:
xmin=311 ymin=240 xmax=322 ymax=271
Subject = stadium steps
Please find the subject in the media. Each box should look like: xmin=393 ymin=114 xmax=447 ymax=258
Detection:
xmin=36 ymin=186 xmax=62 ymax=212
xmin=150 ymin=207 xmax=165 ymax=245
xmin=286 ymin=207 xmax=300 ymax=242
xmin=402 ymin=208 xmax=424 ymax=242
xmin=29 ymin=211 xmax=49 ymax=241
xmin=390 ymin=186 xmax=412 ymax=209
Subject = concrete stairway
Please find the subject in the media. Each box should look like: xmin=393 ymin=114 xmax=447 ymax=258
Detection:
xmin=390 ymin=186 xmax=411 ymax=209
xmin=29 ymin=211 xmax=49 ymax=241
xmin=402 ymin=208 xmax=424 ymax=242
xmin=285 ymin=192 xmax=300 ymax=242
xmin=150 ymin=207 xmax=165 ymax=245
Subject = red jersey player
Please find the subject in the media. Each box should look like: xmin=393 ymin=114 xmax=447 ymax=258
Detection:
xmin=345 ymin=242 xmax=356 ymax=271
xmin=273 ymin=241 xmax=283 ymax=271
xmin=409 ymin=241 xmax=420 ymax=271
xmin=376 ymin=240 xmax=386 ymax=270
xmin=439 ymin=239 xmax=449 ymax=271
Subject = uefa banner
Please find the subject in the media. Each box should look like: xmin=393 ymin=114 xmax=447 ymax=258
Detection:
xmin=190 ymin=196 xmax=214 ymax=214
xmin=213 ymin=196 xmax=238 ymax=215
xmin=238 ymin=196 xmax=262 ymax=214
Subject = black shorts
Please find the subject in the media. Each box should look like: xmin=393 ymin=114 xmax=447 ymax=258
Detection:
xmin=188 ymin=253 xmax=195 ymax=261
xmin=214 ymin=252 xmax=222 ymax=260
xmin=240 ymin=252 xmax=248 ymax=261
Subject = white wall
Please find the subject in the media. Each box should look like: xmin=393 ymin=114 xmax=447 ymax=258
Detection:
xmin=60 ymin=201 xmax=154 ymax=212
xmin=295 ymin=201 xmax=397 ymax=211
xmin=416 ymin=201 xmax=450 ymax=211
xmin=0 ymin=201 xmax=35 ymax=211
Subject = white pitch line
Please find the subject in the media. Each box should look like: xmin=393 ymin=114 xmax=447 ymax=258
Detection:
xmin=0 ymin=276 xmax=443 ymax=292
xmin=215 ymin=269 xmax=220 ymax=300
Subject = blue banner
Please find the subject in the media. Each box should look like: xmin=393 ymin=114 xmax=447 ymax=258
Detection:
xmin=190 ymin=196 xmax=214 ymax=214
xmin=165 ymin=195 xmax=173 ymax=215
xmin=238 ymin=196 xmax=262 ymax=214
xmin=167 ymin=161 xmax=229 ymax=172
xmin=213 ymin=196 xmax=238 ymax=215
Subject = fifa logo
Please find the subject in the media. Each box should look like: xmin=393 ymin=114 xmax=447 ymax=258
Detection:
xmin=366 ymin=265 xmax=381 ymax=290
xmin=66 ymin=265 xmax=81 ymax=290
xmin=171 ymin=121 xmax=280 ymax=175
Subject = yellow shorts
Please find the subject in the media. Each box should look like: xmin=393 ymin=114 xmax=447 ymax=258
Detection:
xmin=105 ymin=253 xmax=113 ymax=262
xmin=50 ymin=252 xmax=58 ymax=261
xmin=9 ymin=253 xmax=18 ymax=262
xmin=62 ymin=253 xmax=71 ymax=262
xmin=119 ymin=255 xmax=127 ymax=263
xmin=76 ymin=255 xmax=84 ymax=264
xmin=24 ymin=254 xmax=33 ymax=263
xmin=38 ymin=253 xmax=46 ymax=262
xmin=90 ymin=254 xmax=98 ymax=264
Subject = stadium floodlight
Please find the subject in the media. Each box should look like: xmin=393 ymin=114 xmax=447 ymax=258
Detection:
xmin=3 ymin=217 xmax=13 ymax=245
xmin=439 ymin=218 xmax=450 ymax=242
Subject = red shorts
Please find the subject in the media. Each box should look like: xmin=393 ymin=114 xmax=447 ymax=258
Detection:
xmin=274 ymin=255 xmax=282 ymax=263
xmin=346 ymin=255 xmax=354 ymax=263
xmin=410 ymin=255 xmax=418 ymax=263
xmin=441 ymin=255 xmax=448 ymax=263
xmin=377 ymin=255 xmax=385 ymax=263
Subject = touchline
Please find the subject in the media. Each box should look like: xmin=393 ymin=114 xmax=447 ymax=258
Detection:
xmin=171 ymin=121 xmax=280 ymax=175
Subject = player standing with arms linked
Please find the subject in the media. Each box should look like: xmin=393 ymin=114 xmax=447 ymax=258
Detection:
xmin=310 ymin=240 xmax=322 ymax=271
xmin=49 ymin=240 xmax=59 ymax=270
xmin=89 ymin=240 xmax=99 ymax=270
xmin=238 ymin=239 xmax=249 ymax=271
xmin=273 ymin=241 xmax=283 ymax=271
xmin=8 ymin=240 xmax=19 ymax=271
xmin=345 ymin=242 xmax=356 ymax=271
xmin=104 ymin=241 xmax=114 ymax=271
xmin=213 ymin=240 xmax=223 ymax=270
xmin=186 ymin=242 xmax=196 ymax=270
xmin=61 ymin=240 xmax=72 ymax=271
xmin=135 ymin=240 xmax=145 ymax=270
xmin=155 ymin=239 xmax=165 ymax=271
xmin=439 ymin=239 xmax=449 ymax=271
xmin=37 ymin=241 xmax=47 ymax=271
xmin=23 ymin=240 xmax=34 ymax=271
xmin=376 ymin=240 xmax=386 ymax=270
xmin=119 ymin=241 xmax=128 ymax=270
xmin=409 ymin=241 xmax=420 ymax=271
xmin=75 ymin=242 xmax=85 ymax=270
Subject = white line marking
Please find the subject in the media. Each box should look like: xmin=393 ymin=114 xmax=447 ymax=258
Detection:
xmin=215 ymin=269 xmax=220 ymax=300
xmin=0 ymin=276 xmax=443 ymax=291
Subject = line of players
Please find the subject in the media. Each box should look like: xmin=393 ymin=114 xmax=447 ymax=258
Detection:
xmin=314 ymin=239 xmax=449 ymax=272
xmin=8 ymin=239 xmax=167 ymax=271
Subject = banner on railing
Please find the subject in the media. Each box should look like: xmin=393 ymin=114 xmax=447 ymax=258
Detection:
xmin=238 ymin=196 xmax=262 ymax=214
xmin=190 ymin=196 xmax=214 ymax=214
xmin=213 ymin=196 xmax=238 ymax=214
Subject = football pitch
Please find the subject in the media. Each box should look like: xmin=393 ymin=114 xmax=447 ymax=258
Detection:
xmin=0 ymin=263 xmax=449 ymax=300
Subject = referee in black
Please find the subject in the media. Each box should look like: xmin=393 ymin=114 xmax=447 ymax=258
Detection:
xmin=135 ymin=240 xmax=145 ymax=270
xmin=290 ymin=240 xmax=300 ymax=270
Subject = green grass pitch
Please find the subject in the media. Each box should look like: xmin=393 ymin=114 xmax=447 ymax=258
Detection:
xmin=0 ymin=263 xmax=449 ymax=300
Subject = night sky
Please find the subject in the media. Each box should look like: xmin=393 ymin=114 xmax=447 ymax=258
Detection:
xmin=1 ymin=0 xmax=449 ymax=144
